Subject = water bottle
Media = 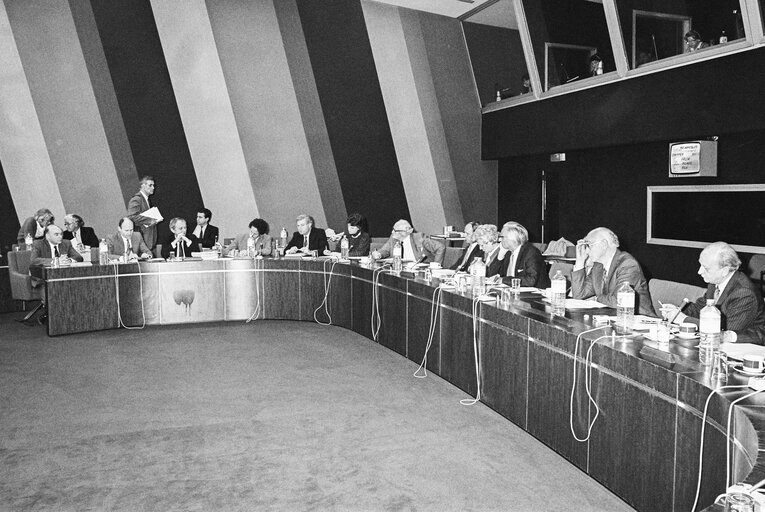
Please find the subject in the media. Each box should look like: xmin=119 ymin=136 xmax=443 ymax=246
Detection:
xmin=99 ymin=239 xmax=109 ymax=265
xmin=719 ymin=30 xmax=728 ymax=44
xmin=25 ymin=234 xmax=33 ymax=251
xmin=340 ymin=236 xmax=349 ymax=260
xmin=213 ymin=235 xmax=222 ymax=257
xmin=247 ymin=236 xmax=255 ymax=259
xmin=52 ymin=255 xmax=60 ymax=268
xmin=272 ymin=239 xmax=280 ymax=259
xmin=472 ymin=258 xmax=486 ymax=296
xmin=392 ymin=241 xmax=403 ymax=272
xmin=256 ymin=243 xmax=264 ymax=259
xmin=551 ymin=270 xmax=567 ymax=316
xmin=616 ymin=282 xmax=635 ymax=334
xmin=280 ymin=227 xmax=288 ymax=251
xmin=699 ymin=299 xmax=721 ymax=366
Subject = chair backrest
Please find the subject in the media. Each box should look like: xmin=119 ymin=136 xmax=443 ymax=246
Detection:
xmin=442 ymin=247 xmax=464 ymax=270
xmin=748 ymin=254 xmax=765 ymax=295
xmin=648 ymin=278 xmax=706 ymax=316
xmin=7 ymin=250 xmax=40 ymax=301
xmin=370 ymin=237 xmax=388 ymax=253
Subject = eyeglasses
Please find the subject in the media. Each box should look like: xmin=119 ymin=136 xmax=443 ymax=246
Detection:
xmin=392 ymin=228 xmax=409 ymax=234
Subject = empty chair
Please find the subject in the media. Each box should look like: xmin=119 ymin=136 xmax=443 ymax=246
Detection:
xmin=7 ymin=250 xmax=43 ymax=322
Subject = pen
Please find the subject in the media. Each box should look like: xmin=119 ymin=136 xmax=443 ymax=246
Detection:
xmin=669 ymin=298 xmax=690 ymax=324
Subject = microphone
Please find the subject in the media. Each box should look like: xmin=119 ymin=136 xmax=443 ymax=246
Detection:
xmin=669 ymin=298 xmax=690 ymax=323
xmin=651 ymin=34 xmax=659 ymax=60
xmin=415 ymin=253 xmax=428 ymax=265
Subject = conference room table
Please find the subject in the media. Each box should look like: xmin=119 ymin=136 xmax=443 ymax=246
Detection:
xmin=31 ymin=256 xmax=765 ymax=511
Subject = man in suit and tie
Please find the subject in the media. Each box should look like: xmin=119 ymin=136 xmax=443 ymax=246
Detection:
xmin=372 ymin=219 xmax=445 ymax=265
xmin=572 ymin=227 xmax=655 ymax=316
xmin=488 ymin=221 xmax=550 ymax=288
xmin=30 ymin=224 xmax=84 ymax=266
xmin=107 ymin=218 xmax=153 ymax=261
xmin=192 ymin=208 xmax=219 ymax=249
xmin=285 ymin=214 xmax=328 ymax=255
xmin=661 ymin=242 xmax=765 ymax=344
xmin=127 ymin=175 xmax=159 ymax=250
xmin=63 ymin=214 xmax=100 ymax=249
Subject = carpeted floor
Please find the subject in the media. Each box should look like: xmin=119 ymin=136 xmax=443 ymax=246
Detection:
xmin=0 ymin=314 xmax=635 ymax=511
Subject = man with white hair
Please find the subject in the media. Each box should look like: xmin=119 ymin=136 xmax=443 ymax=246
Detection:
xmin=488 ymin=221 xmax=549 ymax=288
xmin=372 ymin=219 xmax=445 ymax=265
xmin=662 ymin=241 xmax=765 ymax=344
xmin=572 ymin=227 xmax=655 ymax=315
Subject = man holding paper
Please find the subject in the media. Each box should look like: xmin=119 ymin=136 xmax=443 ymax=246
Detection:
xmin=127 ymin=176 xmax=162 ymax=250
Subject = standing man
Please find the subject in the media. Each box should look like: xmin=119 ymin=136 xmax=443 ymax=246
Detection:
xmin=63 ymin=214 xmax=100 ymax=249
xmin=17 ymin=208 xmax=54 ymax=244
xmin=127 ymin=176 xmax=159 ymax=250
xmin=489 ymin=221 xmax=550 ymax=288
xmin=661 ymin=242 xmax=765 ymax=344
xmin=192 ymin=208 xmax=219 ymax=249
xmin=572 ymin=227 xmax=655 ymax=316
xmin=107 ymin=218 xmax=153 ymax=261
xmin=372 ymin=219 xmax=445 ymax=265
xmin=285 ymin=214 xmax=328 ymax=254
xmin=30 ymin=225 xmax=83 ymax=266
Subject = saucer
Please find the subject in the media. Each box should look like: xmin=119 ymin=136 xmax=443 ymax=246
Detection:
xmin=733 ymin=364 xmax=765 ymax=375
xmin=675 ymin=332 xmax=699 ymax=340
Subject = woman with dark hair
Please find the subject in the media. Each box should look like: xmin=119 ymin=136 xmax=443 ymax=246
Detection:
xmin=224 ymin=218 xmax=272 ymax=256
xmin=325 ymin=213 xmax=370 ymax=257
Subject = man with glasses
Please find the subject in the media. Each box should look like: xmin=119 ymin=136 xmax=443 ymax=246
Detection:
xmin=684 ymin=30 xmax=709 ymax=53
xmin=572 ymin=227 xmax=655 ymax=315
xmin=372 ymin=219 xmax=444 ymax=265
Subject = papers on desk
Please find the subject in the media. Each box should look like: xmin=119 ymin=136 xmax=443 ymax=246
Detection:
xmin=564 ymin=299 xmax=608 ymax=309
xmin=141 ymin=207 xmax=163 ymax=221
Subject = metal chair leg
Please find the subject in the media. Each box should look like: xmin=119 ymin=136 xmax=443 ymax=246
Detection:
xmin=18 ymin=301 xmax=43 ymax=322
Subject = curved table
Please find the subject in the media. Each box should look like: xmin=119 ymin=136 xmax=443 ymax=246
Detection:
xmin=34 ymin=257 xmax=765 ymax=511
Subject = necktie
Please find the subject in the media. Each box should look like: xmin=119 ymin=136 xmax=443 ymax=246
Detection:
xmin=54 ymin=245 xmax=60 ymax=258
xmin=125 ymin=238 xmax=132 ymax=254
xmin=507 ymin=251 xmax=517 ymax=277
xmin=201 ymin=227 xmax=205 ymax=239
xmin=303 ymin=235 xmax=308 ymax=248
xmin=713 ymin=285 xmax=721 ymax=303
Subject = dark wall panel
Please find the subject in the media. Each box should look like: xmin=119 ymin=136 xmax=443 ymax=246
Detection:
xmin=296 ymin=0 xmax=410 ymax=237
xmin=89 ymin=0 xmax=203 ymax=242
xmin=498 ymin=128 xmax=765 ymax=285
xmin=0 ymin=160 xmax=20 ymax=253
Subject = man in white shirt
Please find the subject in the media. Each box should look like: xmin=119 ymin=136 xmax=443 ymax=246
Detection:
xmin=372 ymin=219 xmax=445 ymax=265
xmin=30 ymin=225 xmax=83 ymax=266
xmin=192 ymin=208 xmax=219 ymax=249
xmin=488 ymin=222 xmax=549 ymax=288
xmin=127 ymin=176 xmax=159 ymax=250
xmin=107 ymin=218 xmax=153 ymax=260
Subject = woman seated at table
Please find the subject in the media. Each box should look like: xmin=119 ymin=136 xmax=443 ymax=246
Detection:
xmin=473 ymin=224 xmax=500 ymax=270
xmin=451 ymin=222 xmax=483 ymax=272
xmin=224 ymin=218 xmax=272 ymax=256
xmin=325 ymin=213 xmax=370 ymax=257
xmin=161 ymin=217 xmax=199 ymax=259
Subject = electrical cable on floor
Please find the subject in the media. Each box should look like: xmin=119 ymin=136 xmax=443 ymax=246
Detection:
xmin=313 ymin=258 xmax=338 ymax=325
xmin=414 ymin=285 xmax=444 ymax=379
xmin=370 ymin=265 xmax=389 ymax=341
xmin=460 ymin=292 xmax=497 ymax=406
xmin=568 ymin=326 xmax=613 ymax=442
xmin=691 ymin=384 xmax=750 ymax=512
xmin=113 ymin=259 xmax=146 ymax=330
xmin=245 ymin=260 xmax=262 ymax=323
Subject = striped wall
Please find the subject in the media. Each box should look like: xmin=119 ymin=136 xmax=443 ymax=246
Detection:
xmin=0 ymin=0 xmax=496 ymax=251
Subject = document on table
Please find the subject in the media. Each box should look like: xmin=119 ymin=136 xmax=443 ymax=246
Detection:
xmin=721 ymin=343 xmax=765 ymax=361
xmin=564 ymin=299 xmax=608 ymax=309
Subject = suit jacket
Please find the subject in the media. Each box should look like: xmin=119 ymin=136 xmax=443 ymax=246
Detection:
xmin=451 ymin=243 xmax=484 ymax=272
xmin=30 ymin=239 xmax=84 ymax=266
xmin=488 ymin=242 xmax=550 ymax=288
xmin=160 ymin=233 xmax=200 ymax=259
xmin=63 ymin=226 xmax=100 ymax=248
xmin=224 ymin=233 xmax=273 ymax=256
xmin=126 ymin=192 xmax=157 ymax=249
xmin=17 ymin=216 xmax=44 ymax=244
xmin=683 ymin=271 xmax=765 ymax=345
xmin=285 ymin=228 xmax=328 ymax=254
xmin=193 ymin=224 xmax=219 ymax=249
xmin=107 ymin=232 xmax=152 ymax=259
xmin=377 ymin=232 xmax=445 ymax=265
xmin=572 ymin=249 xmax=655 ymax=316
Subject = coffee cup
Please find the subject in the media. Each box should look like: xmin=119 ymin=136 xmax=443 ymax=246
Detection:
xmin=676 ymin=323 xmax=697 ymax=338
xmin=429 ymin=262 xmax=441 ymax=269
xmin=742 ymin=355 xmax=765 ymax=373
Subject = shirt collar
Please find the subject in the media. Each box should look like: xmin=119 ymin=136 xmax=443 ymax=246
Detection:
xmin=601 ymin=251 xmax=616 ymax=277
xmin=716 ymin=271 xmax=735 ymax=296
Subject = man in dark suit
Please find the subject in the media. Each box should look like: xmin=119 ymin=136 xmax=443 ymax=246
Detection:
xmin=371 ymin=219 xmax=445 ymax=265
xmin=30 ymin=224 xmax=84 ymax=266
xmin=107 ymin=218 xmax=153 ymax=260
xmin=63 ymin=214 xmax=100 ymax=248
xmin=662 ymin=242 xmax=765 ymax=345
xmin=192 ymin=208 xmax=219 ymax=249
xmin=127 ymin=175 xmax=159 ymax=250
xmin=17 ymin=208 xmax=54 ymax=244
xmin=285 ymin=214 xmax=328 ymax=254
xmin=489 ymin=221 xmax=550 ymax=288
xmin=572 ymin=227 xmax=655 ymax=316
xmin=451 ymin=222 xmax=483 ymax=272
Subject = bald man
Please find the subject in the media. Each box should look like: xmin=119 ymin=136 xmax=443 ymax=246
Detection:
xmin=572 ymin=227 xmax=654 ymax=316
xmin=372 ymin=219 xmax=445 ymax=265
xmin=662 ymin=242 xmax=765 ymax=344
xmin=30 ymin=224 xmax=84 ymax=266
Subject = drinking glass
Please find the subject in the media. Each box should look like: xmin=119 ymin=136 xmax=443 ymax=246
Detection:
xmin=510 ymin=278 xmax=521 ymax=294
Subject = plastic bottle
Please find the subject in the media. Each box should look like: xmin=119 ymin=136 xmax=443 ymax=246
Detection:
xmin=551 ymin=270 xmax=567 ymax=316
xmin=616 ymin=282 xmax=635 ymax=334
xmin=496 ymin=89 xmax=501 ymax=102
xmin=392 ymin=241 xmax=403 ymax=273
xmin=99 ymin=239 xmax=109 ymax=265
xmin=472 ymin=258 xmax=486 ymax=296
xmin=280 ymin=228 xmax=288 ymax=251
xmin=213 ymin=235 xmax=222 ymax=257
xmin=340 ymin=236 xmax=349 ymax=260
xmin=24 ymin=234 xmax=33 ymax=251
xmin=699 ymin=299 xmax=721 ymax=366
xmin=246 ymin=236 xmax=255 ymax=258
xmin=719 ymin=30 xmax=728 ymax=44
xmin=272 ymin=239 xmax=280 ymax=259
